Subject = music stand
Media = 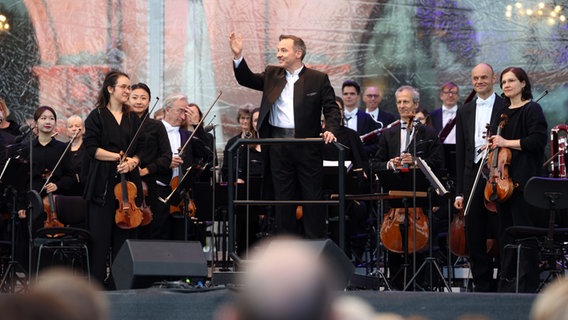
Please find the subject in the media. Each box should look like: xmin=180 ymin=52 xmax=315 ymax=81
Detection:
xmin=159 ymin=166 xmax=201 ymax=241
xmin=0 ymin=158 xmax=32 ymax=293
xmin=402 ymin=157 xmax=452 ymax=291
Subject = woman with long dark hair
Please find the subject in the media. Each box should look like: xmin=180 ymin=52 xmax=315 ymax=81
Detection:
xmin=490 ymin=66 xmax=548 ymax=292
xmin=83 ymin=71 xmax=143 ymax=286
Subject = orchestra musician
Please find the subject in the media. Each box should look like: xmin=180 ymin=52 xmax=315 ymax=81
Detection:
xmin=454 ymin=63 xmax=504 ymax=292
xmin=151 ymin=94 xmax=194 ymax=240
xmin=341 ymin=80 xmax=379 ymax=156
xmin=65 ymin=115 xmax=86 ymax=196
xmin=83 ymin=70 xmax=143 ymax=286
xmin=370 ymin=85 xmax=444 ymax=289
xmin=491 ymin=67 xmax=547 ymax=292
xmin=222 ymin=107 xmax=253 ymax=183
xmin=15 ymin=106 xmax=74 ymax=268
xmin=185 ymin=103 xmax=216 ymax=177
xmin=322 ymin=96 xmax=371 ymax=262
xmin=128 ymin=82 xmax=171 ymax=239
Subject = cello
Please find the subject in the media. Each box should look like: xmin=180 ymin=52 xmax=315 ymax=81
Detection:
xmin=380 ymin=207 xmax=429 ymax=254
xmin=139 ymin=181 xmax=153 ymax=226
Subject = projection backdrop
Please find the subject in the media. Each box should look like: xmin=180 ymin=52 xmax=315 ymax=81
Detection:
xmin=1 ymin=0 xmax=567 ymax=153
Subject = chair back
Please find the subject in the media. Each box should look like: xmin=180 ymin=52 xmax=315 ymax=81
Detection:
xmin=54 ymin=195 xmax=87 ymax=226
xmin=524 ymin=177 xmax=568 ymax=210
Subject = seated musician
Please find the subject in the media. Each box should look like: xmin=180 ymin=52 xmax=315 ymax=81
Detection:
xmin=322 ymin=96 xmax=370 ymax=263
xmin=370 ymin=85 xmax=444 ymax=289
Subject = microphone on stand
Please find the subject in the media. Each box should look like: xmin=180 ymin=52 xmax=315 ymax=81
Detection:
xmin=204 ymin=114 xmax=217 ymax=132
xmin=14 ymin=125 xmax=35 ymax=143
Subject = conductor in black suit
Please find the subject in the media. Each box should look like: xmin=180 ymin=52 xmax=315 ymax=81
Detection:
xmin=229 ymin=32 xmax=341 ymax=239
xmin=454 ymin=63 xmax=505 ymax=292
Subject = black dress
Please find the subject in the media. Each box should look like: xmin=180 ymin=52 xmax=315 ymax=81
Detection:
xmin=496 ymin=100 xmax=548 ymax=292
xmin=83 ymin=107 xmax=142 ymax=285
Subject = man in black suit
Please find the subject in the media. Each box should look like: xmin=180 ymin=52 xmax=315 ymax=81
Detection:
xmin=229 ymin=32 xmax=340 ymax=239
xmin=363 ymin=85 xmax=398 ymax=129
xmin=430 ymin=82 xmax=460 ymax=180
xmin=373 ymin=85 xmax=443 ymax=171
xmin=454 ymin=63 xmax=505 ymax=292
xmin=371 ymin=85 xmax=443 ymax=289
xmin=341 ymin=80 xmax=379 ymax=156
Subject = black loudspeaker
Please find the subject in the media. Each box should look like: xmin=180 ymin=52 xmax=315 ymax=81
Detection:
xmin=112 ymin=240 xmax=208 ymax=290
xmin=268 ymin=239 xmax=355 ymax=290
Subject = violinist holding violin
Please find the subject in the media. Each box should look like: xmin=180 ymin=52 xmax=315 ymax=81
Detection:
xmin=455 ymin=63 xmax=505 ymax=292
xmin=15 ymin=106 xmax=74 ymax=268
xmin=152 ymin=94 xmax=194 ymax=240
xmin=83 ymin=71 xmax=143 ymax=286
xmin=490 ymin=67 xmax=547 ymax=292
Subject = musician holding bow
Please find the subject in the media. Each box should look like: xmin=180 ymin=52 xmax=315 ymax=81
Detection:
xmin=370 ymin=85 xmax=443 ymax=289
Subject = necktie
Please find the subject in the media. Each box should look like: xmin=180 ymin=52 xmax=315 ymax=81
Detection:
xmin=344 ymin=116 xmax=352 ymax=126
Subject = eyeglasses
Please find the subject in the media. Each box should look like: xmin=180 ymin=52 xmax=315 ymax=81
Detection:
xmin=365 ymin=94 xmax=380 ymax=99
xmin=442 ymin=91 xmax=458 ymax=95
xmin=115 ymin=84 xmax=131 ymax=91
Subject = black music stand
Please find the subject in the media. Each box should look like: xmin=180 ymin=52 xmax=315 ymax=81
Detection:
xmin=0 ymin=158 xmax=32 ymax=293
xmin=403 ymin=157 xmax=451 ymax=291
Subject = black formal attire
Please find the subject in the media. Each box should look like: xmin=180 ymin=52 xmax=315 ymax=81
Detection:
xmin=323 ymin=125 xmax=370 ymax=260
xmin=455 ymin=93 xmax=505 ymax=292
xmin=83 ymin=108 xmax=142 ymax=285
xmin=430 ymin=107 xmax=458 ymax=180
xmin=0 ymin=121 xmax=21 ymax=138
xmin=371 ymin=121 xmax=444 ymax=289
xmin=12 ymin=136 xmax=75 ymax=268
xmin=152 ymin=125 xmax=192 ymax=241
xmin=496 ymin=100 xmax=547 ymax=292
xmin=233 ymin=58 xmax=341 ymax=239
xmin=344 ymin=109 xmax=380 ymax=157
xmin=366 ymin=107 xmax=398 ymax=129
xmin=137 ymin=118 xmax=171 ymax=239
xmin=66 ymin=143 xmax=86 ymax=196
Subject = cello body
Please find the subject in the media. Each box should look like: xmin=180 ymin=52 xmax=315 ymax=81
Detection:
xmin=380 ymin=207 xmax=429 ymax=254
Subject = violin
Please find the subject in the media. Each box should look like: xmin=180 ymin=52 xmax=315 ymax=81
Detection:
xmin=114 ymin=154 xmax=143 ymax=229
xmin=483 ymin=114 xmax=515 ymax=209
xmin=380 ymin=207 xmax=429 ymax=254
xmin=169 ymin=165 xmax=197 ymax=218
xmin=140 ymin=181 xmax=153 ymax=226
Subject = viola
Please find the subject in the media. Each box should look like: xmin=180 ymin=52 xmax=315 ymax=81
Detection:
xmin=380 ymin=207 xmax=429 ymax=254
xmin=114 ymin=155 xmax=143 ymax=229
xmin=43 ymin=193 xmax=64 ymax=228
xmin=483 ymin=114 xmax=515 ymax=209
xmin=140 ymin=181 xmax=153 ymax=226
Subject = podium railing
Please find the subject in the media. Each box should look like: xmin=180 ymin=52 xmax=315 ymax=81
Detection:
xmin=226 ymin=137 xmax=346 ymax=254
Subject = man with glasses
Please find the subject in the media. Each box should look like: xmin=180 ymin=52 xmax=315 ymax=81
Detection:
xmin=363 ymin=85 xmax=397 ymax=129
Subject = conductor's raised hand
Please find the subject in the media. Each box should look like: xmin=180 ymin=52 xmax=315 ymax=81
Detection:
xmin=229 ymin=32 xmax=243 ymax=59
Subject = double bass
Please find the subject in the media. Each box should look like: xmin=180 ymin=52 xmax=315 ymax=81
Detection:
xmin=380 ymin=206 xmax=429 ymax=254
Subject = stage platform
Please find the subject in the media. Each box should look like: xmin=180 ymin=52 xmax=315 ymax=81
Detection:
xmin=106 ymin=287 xmax=537 ymax=320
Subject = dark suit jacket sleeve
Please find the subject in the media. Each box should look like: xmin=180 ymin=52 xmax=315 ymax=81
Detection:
xmin=455 ymin=103 xmax=468 ymax=196
xmin=233 ymin=58 xmax=264 ymax=91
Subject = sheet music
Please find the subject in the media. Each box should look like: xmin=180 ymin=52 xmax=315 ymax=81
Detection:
xmin=415 ymin=157 xmax=449 ymax=197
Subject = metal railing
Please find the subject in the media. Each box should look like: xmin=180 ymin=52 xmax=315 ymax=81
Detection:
xmin=226 ymin=137 xmax=346 ymax=254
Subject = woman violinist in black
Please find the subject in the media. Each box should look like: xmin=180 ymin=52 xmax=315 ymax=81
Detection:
xmin=489 ymin=67 xmax=547 ymax=292
xmin=83 ymin=71 xmax=143 ymax=286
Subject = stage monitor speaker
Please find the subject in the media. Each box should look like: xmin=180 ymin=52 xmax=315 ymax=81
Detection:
xmin=267 ymin=239 xmax=354 ymax=290
xmin=112 ymin=240 xmax=208 ymax=290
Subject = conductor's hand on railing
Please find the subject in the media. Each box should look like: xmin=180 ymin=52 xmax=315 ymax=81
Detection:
xmin=322 ymin=130 xmax=337 ymax=144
